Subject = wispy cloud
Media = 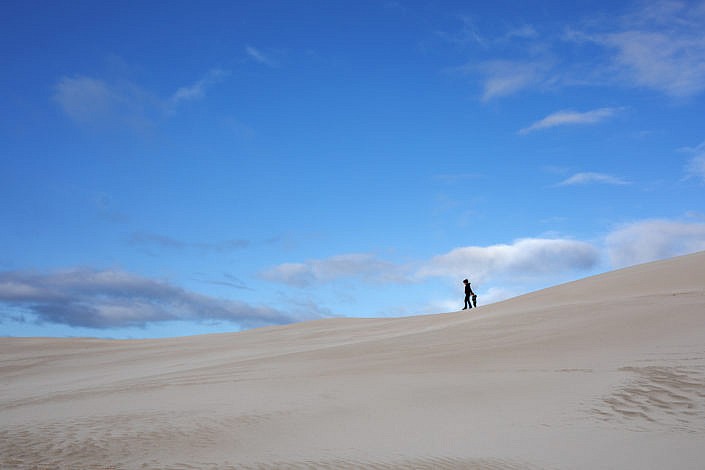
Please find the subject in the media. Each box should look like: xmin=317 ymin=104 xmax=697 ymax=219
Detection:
xmin=0 ymin=268 xmax=295 ymax=328
xmin=259 ymin=253 xmax=407 ymax=287
xmin=439 ymin=16 xmax=537 ymax=49
xmin=682 ymin=140 xmax=705 ymax=183
xmin=479 ymin=59 xmax=553 ymax=101
xmin=433 ymin=173 xmax=483 ymax=183
xmin=595 ymin=32 xmax=705 ymax=97
xmin=606 ymin=219 xmax=705 ymax=267
xmin=53 ymin=76 xmax=115 ymax=122
xmin=505 ymin=25 xmax=539 ymax=41
xmin=129 ymin=231 xmax=250 ymax=254
xmin=53 ymin=76 xmax=156 ymax=130
xmin=193 ymin=273 xmax=252 ymax=290
xmin=687 ymin=155 xmax=705 ymax=183
xmin=567 ymin=1 xmax=705 ymax=98
xmin=169 ymin=68 xmax=229 ymax=107
xmin=519 ymin=107 xmax=622 ymax=134
xmin=246 ymin=46 xmax=278 ymax=67
xmin=557 ymin=172 xmax=630 ymax=186
xmin=439 ymin=15 xmax=558 ymax=101
xmin=453 ymin=1 xmax=705 ymax=100
xmin=54 ymin=67 xmax=229 ymax=129
xmin=436 ymin=16 xmax=487 ymax=47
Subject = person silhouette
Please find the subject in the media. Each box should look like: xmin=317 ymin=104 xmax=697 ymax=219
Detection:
xmin=462 ymin=279 xmax=476 ymax=310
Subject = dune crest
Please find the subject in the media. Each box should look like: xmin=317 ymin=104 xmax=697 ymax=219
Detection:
xmin=2 ymin=252 xmax=705 ymax=469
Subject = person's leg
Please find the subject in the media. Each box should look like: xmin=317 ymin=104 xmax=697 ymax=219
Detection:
xmin=464 ymin=294 xmax=470 ymax=309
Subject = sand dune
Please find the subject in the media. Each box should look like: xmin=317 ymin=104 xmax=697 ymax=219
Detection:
xmin=2 ymin=252 xmax=705 ymax=469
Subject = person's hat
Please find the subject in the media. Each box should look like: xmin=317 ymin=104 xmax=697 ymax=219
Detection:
xmin=463 ymin=279 xmax=468 ymax=283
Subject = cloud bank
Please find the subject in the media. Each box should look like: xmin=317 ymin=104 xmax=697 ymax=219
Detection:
xmin=262 ymin=238 xmax=601 ymax=288
xmin=606 ymin=219 xmax=705 ymax=268
xmin=258 ymin=221 xmax=705 ymax=312
xmin=0 ymin=268 xmax=294 ymax=329
xmin=417 ymin=238 xmax=600 ymax=282
xmin=260 ymin=220 xmax=705 ymax=315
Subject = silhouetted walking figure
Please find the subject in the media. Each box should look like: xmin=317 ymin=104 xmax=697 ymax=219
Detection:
xmin=463 ymin=279 xmax=476 ymax=310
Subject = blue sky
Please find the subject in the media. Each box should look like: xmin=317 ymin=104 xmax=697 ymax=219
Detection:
xmin=2 ymin=0 xmax=705 ymax=338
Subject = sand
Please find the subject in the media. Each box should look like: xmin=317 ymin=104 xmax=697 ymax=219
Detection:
xmin=2 ymin=252 xmax=705 ymax=469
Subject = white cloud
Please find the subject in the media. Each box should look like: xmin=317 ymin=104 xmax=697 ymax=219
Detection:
xmin=416 ymin=238 xmax=600 ymax=282
xmin=246 ymin=46 xmax=278 ymax=67
xmin=260 ymin=254 xmax=407 ymax=287
xmin=557 ymin=172 xmax=630 ymax=186
xmin=519 ymin=107 xmax=622 ymax=134
xmin=606 ymin=219 xmax=705 ymax=267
